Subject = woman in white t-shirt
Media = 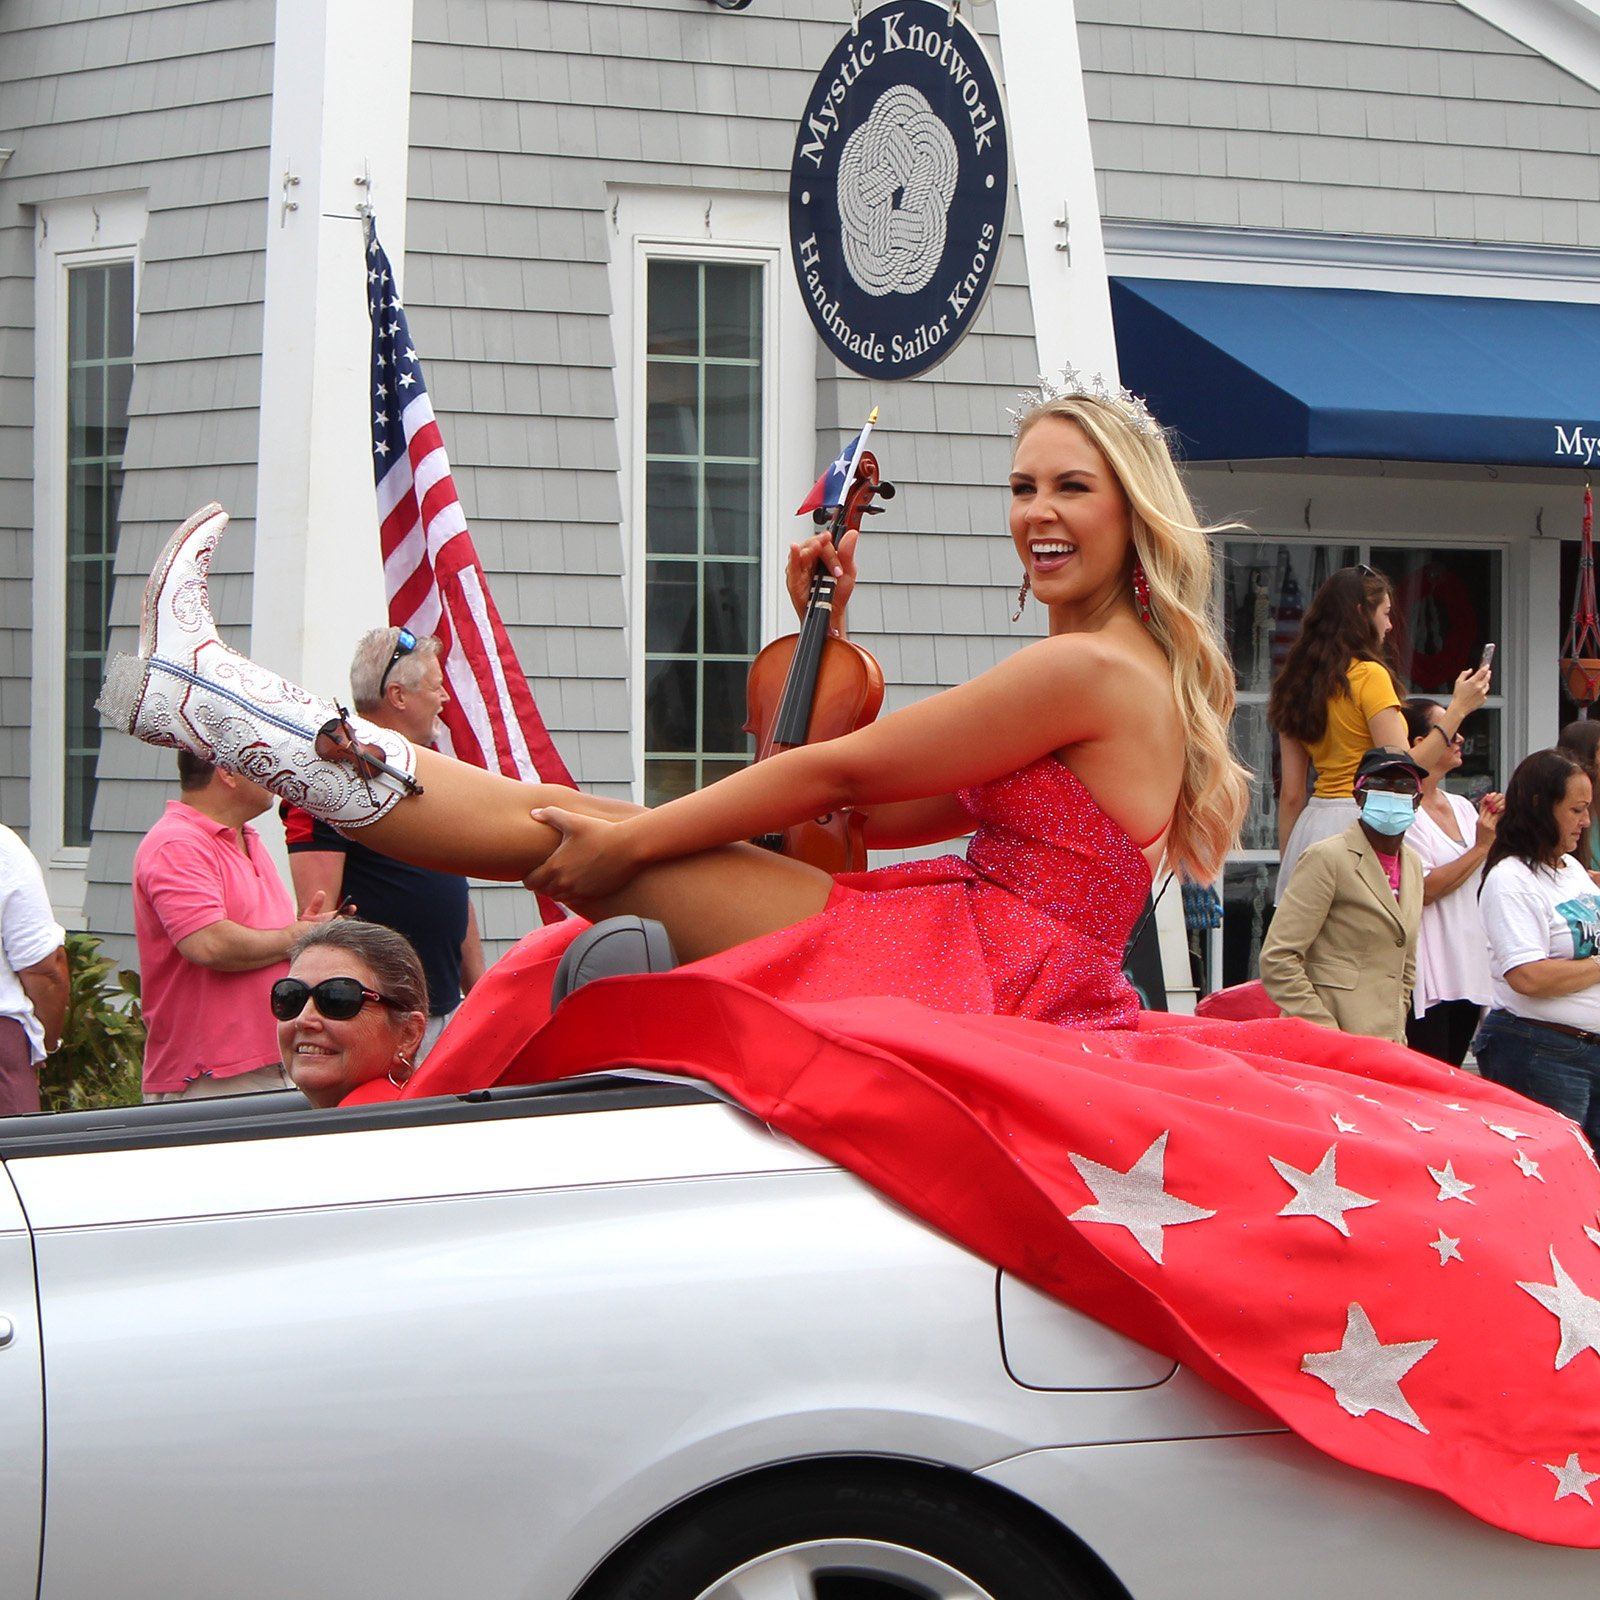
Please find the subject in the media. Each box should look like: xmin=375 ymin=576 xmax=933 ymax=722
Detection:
xmin=1473 ymin=747 xmax=1600 ymax=1149
xmin=1399 ymin=699 xmax=1502 ymax=1065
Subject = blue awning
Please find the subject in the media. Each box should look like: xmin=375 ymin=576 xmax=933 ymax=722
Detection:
xmin=1110 ymin=277 xmax=1600 ymax=469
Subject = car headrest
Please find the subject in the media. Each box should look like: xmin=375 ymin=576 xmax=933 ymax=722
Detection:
xmin=550 ymin=916 xmax=678 ymax=1008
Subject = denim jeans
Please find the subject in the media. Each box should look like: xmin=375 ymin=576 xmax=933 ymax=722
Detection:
xmin=1471 ymin=1009 xmax=1600 ymax=1150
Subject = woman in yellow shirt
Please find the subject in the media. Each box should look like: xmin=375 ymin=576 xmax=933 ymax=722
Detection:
xmin=1268 ymin=565 xmax=1489 ymax=898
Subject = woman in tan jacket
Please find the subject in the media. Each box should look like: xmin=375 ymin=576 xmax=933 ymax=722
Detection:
xmin=1260 ymin=746 xmax=1427 ymax=1043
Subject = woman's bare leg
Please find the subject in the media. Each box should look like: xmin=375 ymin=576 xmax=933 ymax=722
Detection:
xmin=359 ymin=747 xmax=834 ymax=961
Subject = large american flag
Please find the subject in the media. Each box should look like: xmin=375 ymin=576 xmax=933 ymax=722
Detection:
xmin=366 ymin=221 xmax=572 ymax=789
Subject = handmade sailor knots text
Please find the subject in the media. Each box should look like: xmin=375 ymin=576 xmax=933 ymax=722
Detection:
xmin=837 ymin=86 xmax=958 ymax=297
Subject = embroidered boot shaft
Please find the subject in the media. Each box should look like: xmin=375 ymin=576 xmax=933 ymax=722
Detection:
xmin=97 ymin=503 xmax=421 ymax=828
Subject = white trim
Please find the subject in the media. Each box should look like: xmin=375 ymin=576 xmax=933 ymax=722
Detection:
xmin=1103 ymin=221 xmax=1600 ymax=304
xmin=606 ymin=188 xmax=817 ymax=802
xmin=992 ymin=0 xmax=1118 ymax=376
xmin=1455 ymin=0 xmax=1600 ymax=95
xmin=29 ymin=192 xmax=148 ymax=930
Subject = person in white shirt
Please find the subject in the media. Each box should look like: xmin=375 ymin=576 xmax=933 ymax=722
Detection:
xmin=0 ymin=823 xmax=69 ymax=1115
xmin=1474 ymin=746 xmax=1600 ymax=1149
xmin=1399 ymin=698 xmax=1502 ymax=1065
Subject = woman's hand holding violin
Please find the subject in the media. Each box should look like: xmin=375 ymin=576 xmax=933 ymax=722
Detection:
xmin=787 ymin=525 xmax=859 ymax=630
xmin=525 ymin=808 xmax=643 ymax=905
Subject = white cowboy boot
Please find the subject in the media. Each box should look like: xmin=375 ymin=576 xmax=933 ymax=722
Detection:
xmin=97 ymin=503 xmax=422 ymax=827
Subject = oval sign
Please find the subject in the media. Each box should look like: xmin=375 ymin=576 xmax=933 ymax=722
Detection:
xmin=789 ymin=0 xmax=1009 ymax=381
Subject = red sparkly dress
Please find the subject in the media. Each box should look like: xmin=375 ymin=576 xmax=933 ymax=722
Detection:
xmin=694 ymin=754 xmax=1150 ymax=1026
xmin=400 ymin=760 xmax=1600 ymax=1548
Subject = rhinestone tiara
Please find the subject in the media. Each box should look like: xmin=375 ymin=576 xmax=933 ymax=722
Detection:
xmin=1008 ymin=365 xmax=1158 ymax=437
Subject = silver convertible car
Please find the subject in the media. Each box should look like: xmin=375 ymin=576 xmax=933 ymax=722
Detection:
xmin=0 ymin=1076 xmax=1593 ymax=1600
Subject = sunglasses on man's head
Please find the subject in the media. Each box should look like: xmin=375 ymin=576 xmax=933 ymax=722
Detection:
xmin=270 ymin=976 xmax=397 ymax=1022
xmin=376 ymin=627 xmax=418 ymax=698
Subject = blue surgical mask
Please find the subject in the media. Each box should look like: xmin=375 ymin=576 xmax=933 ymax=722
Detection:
xmin=1359 ymin=789 xmax=1416 ymax=837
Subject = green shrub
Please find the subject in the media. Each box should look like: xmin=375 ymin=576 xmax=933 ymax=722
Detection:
xmin=39 ymin=932 xmax=144 ymax=1112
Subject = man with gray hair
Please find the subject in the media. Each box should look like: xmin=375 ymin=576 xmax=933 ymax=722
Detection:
xmin=279 ymin=627 xmax=484 ymax=1058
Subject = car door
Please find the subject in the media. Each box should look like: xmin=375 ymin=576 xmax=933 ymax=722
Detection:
xmin=0 ymin=1162 xmax=44 ymax=1598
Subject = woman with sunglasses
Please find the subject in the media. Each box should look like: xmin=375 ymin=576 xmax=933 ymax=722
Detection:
xmin=1473 ymin=748 xmax=1600 ymax=1147
xmin=1267 ymin=566 xmax=1489 ymax=899
xmin=1397 ymin=698 xmax=1501 ymax=1065
xmin=273 ymin=921 xmax=429 ymax=1108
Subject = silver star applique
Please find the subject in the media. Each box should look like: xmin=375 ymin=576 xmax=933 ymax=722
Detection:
xmin=1544 ymin=1452 xmax=1600 ymax=1504
xmin=1302 ymin=1303 xmax=1437 ymax=1433
xmin=1271 ymin=1145 xmax=1378 ymax=1237
xmin=1518 ymin=1249 xmax=1600 ymax=1370
xmin=1485 ymin=1119 xmax=1533 ymax=1141
xmin=1430 ymin=1231 xmax=1462 ymax=1266
xmin=1068 ymin=1131 xmax=1216 ymax=1265
xmin=1586 ymin=1220 xmax=1600 ymax=1250
xmin=1403 ymin=1118 xmax=1436 ymax=1134
xmin=1331 ymin=1113 xmax=1361 ymax=1134
xmin=1443 ymin=1102 xmax=1470 ymax=1113
xmin=1514 ymin=1150 xmax=1545 ymax=1182
xmin=1428 ymin=1159 xmax=1476 ymax=1203
xmin=1353 ymin=1093 xmax=1383 ymax=1106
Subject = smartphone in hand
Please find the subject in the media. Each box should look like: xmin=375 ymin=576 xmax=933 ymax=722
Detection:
xmin=1479 ymin=642 xmax=1496 ymax=672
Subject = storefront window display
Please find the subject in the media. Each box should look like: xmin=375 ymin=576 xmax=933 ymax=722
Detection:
xmin=1200 ymin=540 xmax=1505 ymax=993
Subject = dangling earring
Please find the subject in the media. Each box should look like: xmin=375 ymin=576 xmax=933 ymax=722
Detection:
xmin=1131 ymin=558 xmax=1153 ymax=625
xmin=388 ymin=1052 xmax=415 ymax=1089
xmin=1011 ymin=574 xmax=1031 ymax=622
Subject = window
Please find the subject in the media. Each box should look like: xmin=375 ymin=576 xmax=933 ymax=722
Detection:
xmin=30 ymin=192 xmax=146 ymax=923
xmin=642 ymin=260 xmax=764 ymax=804
xmin=1200 ymin=538 xmax=1506 ymax=992
xmin=64 ymin=261 xmax=134 ymax=845
xmin=607 ymin=188 xmax=815 ymax=806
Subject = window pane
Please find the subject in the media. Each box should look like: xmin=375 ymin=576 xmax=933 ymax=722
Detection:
xmin=646 ymin=359 xmax=698 ymax=456
xmin=1231 ymin=702 xmax=1281 ymax=852
xmin=68 ymin=365 xmax=103 ymax=461
xmin=645 ymin=758 xmax=696 ymax=808
xmin=106 ymin=262 xmax=135 ymax=357
xmin=703 ymin=561 xmax=757 ymax=656
xmin=704 ymin=362 xmax=759 ymax=460
xmin=105 ymin=360 xmax=133 ymax=459
xmin=644 ymin=657 xmax=696 ymax=753
xmin=704 ymin=264 xmax=760 ymax=359
xmin=645 ymin=559 xmax=698 ymax=655
xmin=67 ymin=557 xmax=104 ymax=658
xmin=68 ymin=267 xmax=106 ymax=360
xmin=1222 ymin=860 xmax=1279 ymax=990
xmin=645 ymin=460 xmax=697 ymax=556
xmin=1220 ymin=540 xmax=1359 ymax=693
xmin=1369 ymin=546 xmax=1500 ymax=698
xmin=647 ymin=261 xmax=699 ymax=357
xmin=702 ymin=660 xmax=752 ymax=755
xmin=701 ymin=759 xmax=747 ymax=788
xmin=704 ymin=463 xmax=759 ymax=558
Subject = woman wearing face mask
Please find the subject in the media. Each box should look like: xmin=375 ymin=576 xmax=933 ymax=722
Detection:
xmin=1259 ymin=746 xmax=1427 ymax=1043
xmin=1472 ymin=748 xmax=1600 ymax=1147
xmin=1399 ymin=698 xmax=1502 ymax=1066
xmin=1267 ymin=567 xmax=1489 ymax=900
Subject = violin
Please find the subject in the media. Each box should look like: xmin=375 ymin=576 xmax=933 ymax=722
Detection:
xmin=744 ymin=452 xmax=895 ymax=873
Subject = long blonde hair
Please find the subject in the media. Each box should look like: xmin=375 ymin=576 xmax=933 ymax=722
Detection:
xmin=1015 ymin=395 xmax=1249 ymax=883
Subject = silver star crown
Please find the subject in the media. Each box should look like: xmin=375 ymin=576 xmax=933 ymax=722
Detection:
xmin=1009 ymin=365 xmax=1159 ymax=437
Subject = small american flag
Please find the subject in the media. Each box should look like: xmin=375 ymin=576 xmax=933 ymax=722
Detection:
xmin=366 ymin=221 xmax=572 ymax=790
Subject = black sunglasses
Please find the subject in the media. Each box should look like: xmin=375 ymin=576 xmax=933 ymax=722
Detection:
xmin=270 ymin=976 xmax=398 ymax=1022
xmin=376 ymin=627 xmax=418 ymax=698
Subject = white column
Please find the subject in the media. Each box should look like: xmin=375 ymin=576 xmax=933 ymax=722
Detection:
xmin=1525 ymin=534 xmax=1563 ymax=753
xmin=991 ymin=0 xmax=1118 ymax=379
xmin=251 ymin=0 xmax=415 ymax=702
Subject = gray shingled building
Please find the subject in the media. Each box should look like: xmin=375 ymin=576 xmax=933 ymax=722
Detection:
xmin=2 ymin=0 xmax=1598 ymax=995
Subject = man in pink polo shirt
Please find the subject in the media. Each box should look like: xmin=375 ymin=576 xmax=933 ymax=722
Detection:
xmin=134 ymin=752 xmax=334 ymax=1101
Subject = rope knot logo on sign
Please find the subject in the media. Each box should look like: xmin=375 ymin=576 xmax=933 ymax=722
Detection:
xmin=789 ymin=0 xmax=1010 ymax=380
xmin=837 ymin=85 xmax=958 ymax=298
